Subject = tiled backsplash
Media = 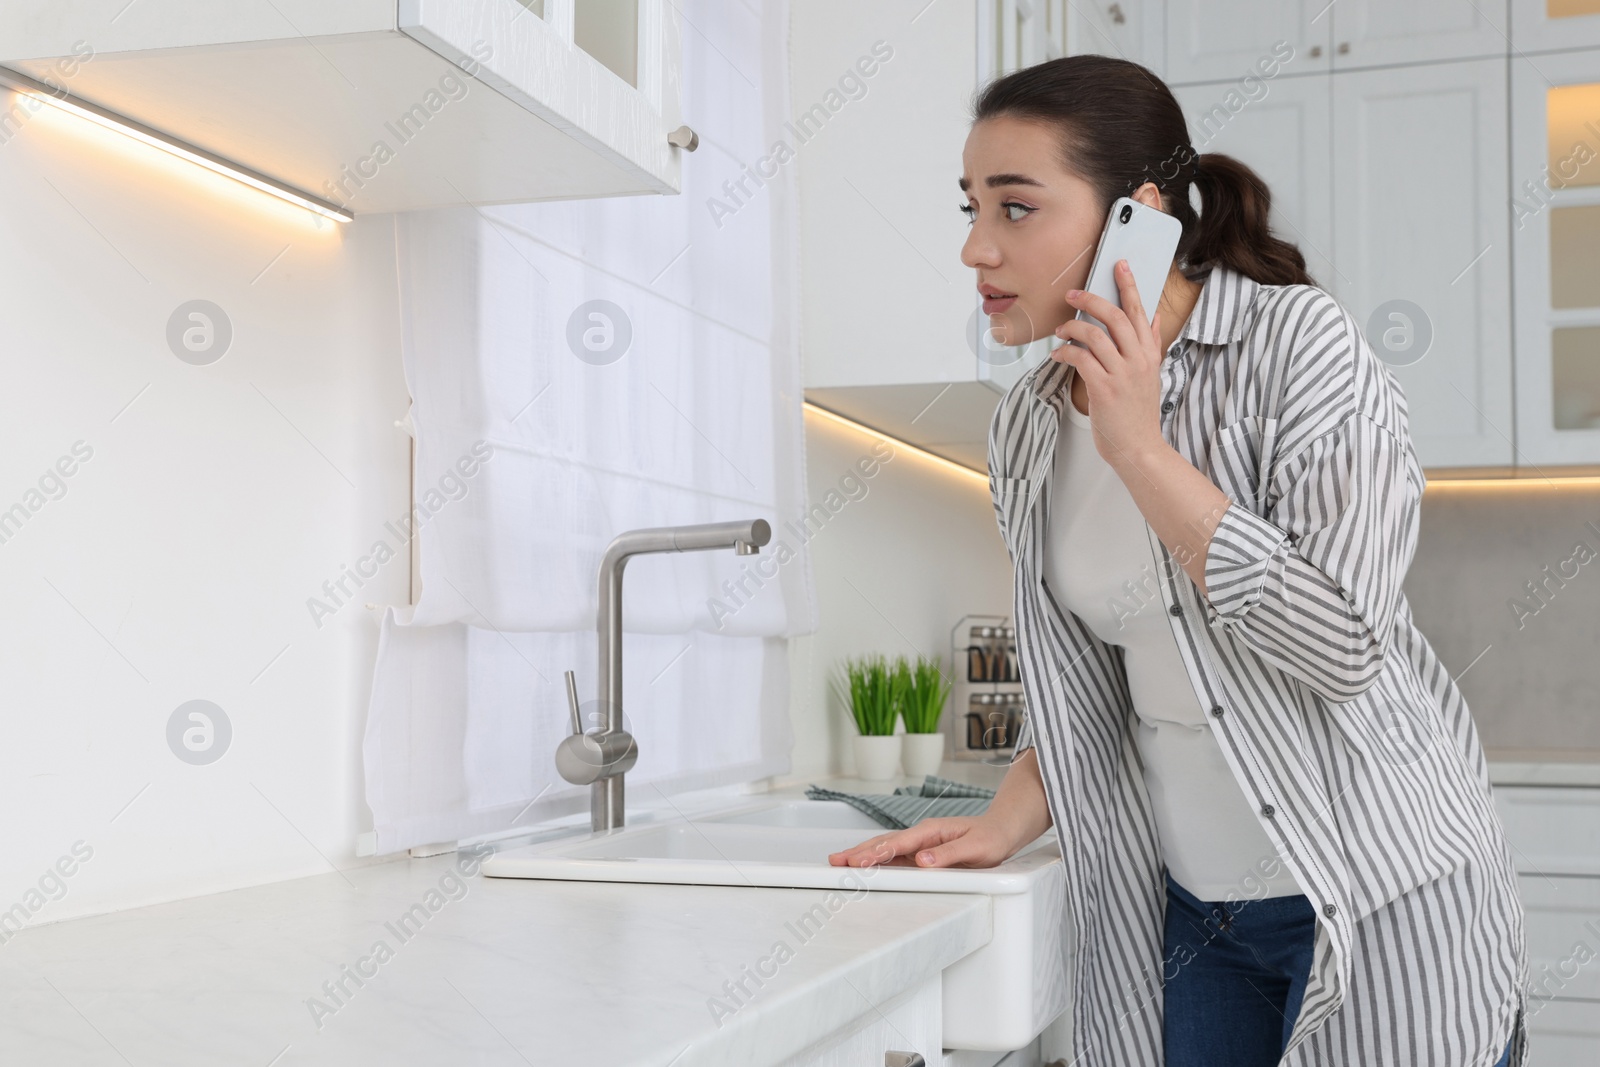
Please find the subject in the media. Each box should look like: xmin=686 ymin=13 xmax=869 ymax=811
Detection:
xmin=1405 ymin=480 xmax=1600 ymax=753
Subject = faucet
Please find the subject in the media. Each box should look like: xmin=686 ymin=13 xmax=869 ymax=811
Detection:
xmin=556 ymin=518 xmax=772 ymax=831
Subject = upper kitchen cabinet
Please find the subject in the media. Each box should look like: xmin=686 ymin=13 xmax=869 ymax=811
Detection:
xmin=1065 ymin=0 xmax=1165 ymax=77
xmin=797 ymin=0 xmax=1068 ymax=471
xmin=1171 ymin=74 xmax=1333 ymax=289
xmin=1327 ymin=0 xmax=1509 ymax=70
xmin=1179 ymin=58 xmax=1514 ymax=471
xmin=0 ymin=0 xmax=689 ymax=215
xmin=1331 ymin=58 xmax=1514 ymax=470
xmin=1165 ymin=0 xmax=1330 ymax=84
xmin=1512 ymin=47 xmax=1600 ymax=466
xmin=1164 ymin=0 xmax=1510 ymax=86
xmin=1514 ymin=0 xmax=1600 ymax=53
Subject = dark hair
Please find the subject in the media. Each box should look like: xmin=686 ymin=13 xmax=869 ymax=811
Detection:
xmin=971 ymin=54 xmax=1316 ymax=288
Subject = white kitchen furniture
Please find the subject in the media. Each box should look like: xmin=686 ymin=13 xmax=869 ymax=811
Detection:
xmin=0 ymin=0 xmax=688 ymax=213
xmin=1491 ymin=758 xmax=1600 ymax=1064
xmin=1512 ymin=46 xmax=1600 ymax=464
xmin=1513 ymin=0 xmax=1600 ymax=53
xmin=482 ymin=794 xmax=1071 ymax=1053
xmin=1165 ymin=0 xmax=1508 ymax=83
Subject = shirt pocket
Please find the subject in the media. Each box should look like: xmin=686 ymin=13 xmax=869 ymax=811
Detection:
xmin=990 ymin=475 xmax=1032 ymax=554
xmin=1205 ymin=415 xmax=1279 ymax=515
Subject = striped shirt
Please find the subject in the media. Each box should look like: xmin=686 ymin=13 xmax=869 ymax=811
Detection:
xmin=991 ymin=263 xmax=1529 ymax=1066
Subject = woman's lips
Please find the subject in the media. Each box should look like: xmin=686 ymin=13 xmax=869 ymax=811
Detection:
xmin=982 ymin=294 xmax=1017 ymax=313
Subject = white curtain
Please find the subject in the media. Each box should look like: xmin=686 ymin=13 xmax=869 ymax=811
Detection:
xmin=363 ymin=0 xmax=813 ymax=854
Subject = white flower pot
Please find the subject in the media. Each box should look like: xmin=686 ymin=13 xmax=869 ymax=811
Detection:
xmin=852 ymin=733 xmax=902 ymax=781
xmin=901 ymin=732 xmax=946 ymax=779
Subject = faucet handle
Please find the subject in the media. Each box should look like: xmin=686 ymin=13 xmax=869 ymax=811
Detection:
xmin=564 ymin=669 xmax=584 ymax=735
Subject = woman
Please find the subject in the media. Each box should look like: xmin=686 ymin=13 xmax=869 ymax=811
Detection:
xmin=828 ymin=55 xmax=1527 ymax=1067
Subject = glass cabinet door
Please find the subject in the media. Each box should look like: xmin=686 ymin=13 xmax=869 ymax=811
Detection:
xmin=1513 ymin=0 xmax=1600 ymax=54
xmin=1512 ymin=50 xmax=1600 ymax=466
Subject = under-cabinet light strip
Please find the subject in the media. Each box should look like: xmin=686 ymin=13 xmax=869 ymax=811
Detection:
xmin=802 ymin=400 xmax=988 ymax=484
xmin=0 ymin=66 xmax=354 ymax=223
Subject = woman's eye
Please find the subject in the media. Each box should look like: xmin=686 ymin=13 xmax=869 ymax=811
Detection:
xmin=958 ymin=201 xmax=1034 ymax=225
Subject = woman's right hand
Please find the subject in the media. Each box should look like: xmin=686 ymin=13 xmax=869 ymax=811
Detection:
xmin=826 ymin=814 xmax=1021 ymax=870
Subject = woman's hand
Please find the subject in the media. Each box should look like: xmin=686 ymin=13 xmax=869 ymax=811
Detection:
xmin=1053 ymin=258 xmax=1166 ymax=470
xmin=826 ymin=815 xmax=1021 ymax=870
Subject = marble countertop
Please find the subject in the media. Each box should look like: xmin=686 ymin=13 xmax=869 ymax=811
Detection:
xmin=0 ymin=766 xmax=997 ymax=1067
xmin=1486 ymin=748 xmax=1600 ymax=787
xmin=7 ymin=751 xmax=1587 ymax=1066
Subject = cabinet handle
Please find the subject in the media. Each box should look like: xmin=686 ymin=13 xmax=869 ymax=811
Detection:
xmin=667 ymin=124 xmax=699 ymax=151
xmin=885 ymin=1054 xmax=925 ymax=1067
xmin=1337 ymin=41 xmax=1349 ymax=54
xmin=1309 ymin=44 xmax=1322 ymax=57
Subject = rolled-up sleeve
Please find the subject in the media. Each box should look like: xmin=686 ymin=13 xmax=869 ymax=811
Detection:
xmin=1201 ymin=306 xmax=1422 ymax=703
xmin=1009 ymin=710 xmax=1034 ymax=763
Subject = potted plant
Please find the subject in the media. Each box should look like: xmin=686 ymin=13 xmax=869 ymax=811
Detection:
xmin=837 ymin=654 xmax=901 ymax=780
xmin=896 ymin=654 xmax=951 ymax=777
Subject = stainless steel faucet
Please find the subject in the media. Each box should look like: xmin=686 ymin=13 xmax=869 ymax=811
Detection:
xmin=556 ymin=518 xmax=772 ymax=831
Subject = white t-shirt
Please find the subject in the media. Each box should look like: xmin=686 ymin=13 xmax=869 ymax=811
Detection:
xmin=1043 ymin=388 xmax=1303 ymax=900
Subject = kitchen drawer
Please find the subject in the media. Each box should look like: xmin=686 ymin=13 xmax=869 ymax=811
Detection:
xmin=1494 ymin=787 xmax=1600 ymax=877
xmin=1520 ymin=875 xmax=1600 ymax=1003
xmin=1525 ymin=997 xmax=1600 ymax=1066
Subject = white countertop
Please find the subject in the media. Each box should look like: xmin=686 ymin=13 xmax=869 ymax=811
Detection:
xmin=5 ymin=752 xmax=1587 ymax=1066
xmin=0 ymin=766 xmax=999 ymax=1067
xmin=1486 ymin=748 xmax=1600 ymax=787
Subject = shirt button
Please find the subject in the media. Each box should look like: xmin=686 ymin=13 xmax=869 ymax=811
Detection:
xmin=1210 ymin=704 xmax=1224 ymax=717
xmin=1261 ymin=804 xmax=1276 ymax=818
xmin=1324 ymin=903 xmax=1338 ymax=918
xmin=1161 ymin=400 xmax=1175 ymax=413
xmin=1169 ymin=604 xmax=1183 ymax=617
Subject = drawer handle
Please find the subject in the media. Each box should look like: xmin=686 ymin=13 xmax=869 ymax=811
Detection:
xmin=885 ymin=1054 xmax=925 ymax=1067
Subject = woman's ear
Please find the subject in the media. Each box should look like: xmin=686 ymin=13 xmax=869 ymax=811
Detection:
xmin=1129 ymin=181 xmax=1166 ymax=212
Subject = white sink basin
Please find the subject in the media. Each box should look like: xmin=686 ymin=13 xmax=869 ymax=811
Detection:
xmin=481 ymin=795 xmax=1071 ymax=1051
xmin=695 ymin=798 xmax=887 ymax=830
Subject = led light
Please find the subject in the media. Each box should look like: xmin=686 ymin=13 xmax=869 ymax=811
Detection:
xmin=0 ymin=66 xmax=354 ymax=224
xmin=803 ymin=401 xmax=988 ymax=483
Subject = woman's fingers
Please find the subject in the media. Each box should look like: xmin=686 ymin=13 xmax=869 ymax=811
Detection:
xmin=826 ymin=820 xmax=960 ymax=868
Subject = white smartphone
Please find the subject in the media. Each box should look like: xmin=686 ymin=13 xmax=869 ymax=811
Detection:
xmin=1067 ymin=196 xmax=1183 ymax=345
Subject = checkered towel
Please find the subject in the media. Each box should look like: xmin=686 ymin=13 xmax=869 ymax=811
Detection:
xmin=803 ymin=774 xmax=997 ymax=830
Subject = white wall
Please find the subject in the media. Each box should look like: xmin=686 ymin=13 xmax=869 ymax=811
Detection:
xmin=786 ymin=409 xmax=1014 ymax=778
xmin=0 ymin=96 xmax=409 ymax=925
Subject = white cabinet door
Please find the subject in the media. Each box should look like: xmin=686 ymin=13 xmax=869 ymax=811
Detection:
xmin=1511 ymin=46 xmax=1600 ymax=466
xmin=1494 ymin=786 xmax=1600 ymax=877
xmin=1065 ymin=0 xmax=1166 ymax=77
xmin=1513 ymin=0 xmax=1600 ymax=54
xmin=1329 ymin=0 xmax=1509 ymax=70
xmin=796 ymin=0 xmax=978 ymax=391
xmin=1172 ymin=73 xmax=1334 ymax=289
xmin=1330 ymin=58 xmax=1514 ymax=469
xmin=781 ymin=974 xmax=942 ymax=1067
xmin=1166 ymin=0 xmax=1330 ymax=85
xmin=1518 ymin=874 xmax=1600 ymax=1003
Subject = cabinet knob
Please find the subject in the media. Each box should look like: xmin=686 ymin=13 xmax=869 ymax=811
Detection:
xmin=1337 ymin=41 xmax=1350 ymax=54
xmin=1309 ymin=44 xmax=1322 ymax=57
xmin=667 ymin=124 xmax=699 ymax=151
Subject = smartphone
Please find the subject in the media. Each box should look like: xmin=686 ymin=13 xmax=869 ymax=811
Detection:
xmin=1067 ymin=196 xmax=1183 ymax=345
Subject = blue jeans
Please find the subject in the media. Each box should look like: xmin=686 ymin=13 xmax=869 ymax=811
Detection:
xmin=1161 ymin=873 xmax=1513 ymax=1066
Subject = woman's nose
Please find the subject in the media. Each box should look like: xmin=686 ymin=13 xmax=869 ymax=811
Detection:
xmin=961 ymin=227 xmax=999 ymax=271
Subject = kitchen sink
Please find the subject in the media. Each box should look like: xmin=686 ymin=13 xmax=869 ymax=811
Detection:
xmin=481 ymin=795 xmax=1070 ymax=1050
xmin=693 ymin=798 xmax=887 ymax=830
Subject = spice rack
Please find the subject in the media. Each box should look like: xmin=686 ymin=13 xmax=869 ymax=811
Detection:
xmin=947 ymin=614 xmax=1024 ymax=763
